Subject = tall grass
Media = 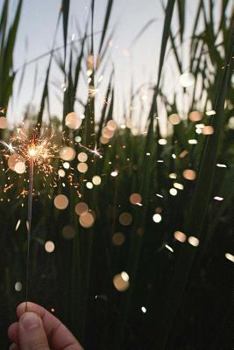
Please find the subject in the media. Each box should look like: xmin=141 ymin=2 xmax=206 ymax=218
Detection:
xmin=0 ymin=0 xmax=22 ymax=109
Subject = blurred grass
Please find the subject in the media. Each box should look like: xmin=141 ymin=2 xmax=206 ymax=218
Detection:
xmin=0 ymin=0 xmax=234 ymax=349
xmin=0 ymin=0 xmax=22 ymax=110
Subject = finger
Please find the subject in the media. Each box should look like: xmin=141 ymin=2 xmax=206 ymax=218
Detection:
xmin=17 ymin=302 xmax=83 ymax=350
xmin=18 ymin=312 xmax=50 ymax=350
xmin=8 ymin=322 xmax=18 ymax=344
xmin=9 ymin=343 xmax=19 ymax=350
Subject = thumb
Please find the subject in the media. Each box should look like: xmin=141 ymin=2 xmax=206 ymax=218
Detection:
xmin=18 ymin=312 xmax=50 ymax=350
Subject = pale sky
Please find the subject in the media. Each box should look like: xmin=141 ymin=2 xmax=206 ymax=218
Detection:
xmin=9 ymin=0 xmax=163 ymax=126
xmin=6 ymin=0 xmax=231 ymax=131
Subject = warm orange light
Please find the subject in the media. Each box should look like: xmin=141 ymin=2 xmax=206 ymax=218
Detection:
xmin=28 ymin=145 xmax=38 ymax=158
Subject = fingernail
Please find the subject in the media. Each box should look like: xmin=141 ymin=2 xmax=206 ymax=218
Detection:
xmin=20 ymin=312 xmax=41 ymax=330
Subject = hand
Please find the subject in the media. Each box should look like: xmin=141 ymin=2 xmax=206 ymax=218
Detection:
xmin=8 ymin=302 xmax=83 ymax=350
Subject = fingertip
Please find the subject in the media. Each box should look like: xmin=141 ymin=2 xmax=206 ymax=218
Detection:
xmin=16 ymin=301 xmax=43 ymax=319
xmin=16 ymin=302 xmax=26 ymax=317
xmin=8 ymin=322 xmax=18 ymax=343
xmin=19 ymin=312 xmax=42 ymax=331
xmin=18 ymin=312 xmax=50 ymax=350
xmin=9 ymin=343 xmax=18 ymax=350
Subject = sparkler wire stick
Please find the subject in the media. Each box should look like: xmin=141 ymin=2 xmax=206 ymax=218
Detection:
xmin=25 ymin=159 xmax=34 ymax=312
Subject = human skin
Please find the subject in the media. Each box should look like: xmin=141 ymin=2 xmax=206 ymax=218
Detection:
xmin=8 ymin=302 xmax=83 ymax=350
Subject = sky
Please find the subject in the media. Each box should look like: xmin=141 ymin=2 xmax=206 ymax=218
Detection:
xmin=8 ymin=0 xmax=164 ymax=127
xmin=5 ymin=0 xmax=230 ymax=131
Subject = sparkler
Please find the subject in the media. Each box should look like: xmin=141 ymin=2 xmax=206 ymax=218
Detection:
xmin=1 ymin=127 xmax=59 ymax=310
xmin=23 ymin=134 xmax=59 ymax=310
xmin=0 ymin=124 xmax=103 ymax=309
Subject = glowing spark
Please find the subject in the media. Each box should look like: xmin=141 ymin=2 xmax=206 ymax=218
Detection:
xmin=0 ymin=141 xmax=15 ymax=153
xmin=206 ymin=110 xmax=216 ymax=116
xmin=3 ymin=184 xmax=14 ymax=193
xmin=111 ymin=170 xmax=118 ymax=177
xmin=173 ymin=182 xmax=184 ymax=190
xmin=216 ymin=163 xmax=227 ymax=168
xmin=214 ymin=196 xmax=224 ymax=201
xmin=15 ymin=219 xmax=21 ymax=231
xmin=188 ymin=139 xmax=198 ymax=145
xmin=169 ymin=173 xmax=177 ymax=179
xmin=225 ymin=253 xmax=234 ymax=263
xmin=165 ymin=244 xmax=174 ymax=253
xmin=78 ymin=143 xmax=102 ymax=158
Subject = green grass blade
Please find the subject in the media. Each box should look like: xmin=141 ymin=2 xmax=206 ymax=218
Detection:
xmin=62 ymin=0 xmax=70 ymax=63
xmin=151 ymin=21 xmax=234 ymax=350
xmin=177 ymin=0 xmax=185 ymax=44
xmin=156 ymin=0 xmax=176 ymax=89
xmin=98 ymin=0 xmax=114 ymax=54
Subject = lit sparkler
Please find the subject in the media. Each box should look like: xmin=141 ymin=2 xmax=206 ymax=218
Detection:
xmin=0 ymin=124 xmax=103 ymax=308
xmin=1 ymin=127 xmax=60 ymax=310
xmin=12 ymin=127 xmax=59 ymax=172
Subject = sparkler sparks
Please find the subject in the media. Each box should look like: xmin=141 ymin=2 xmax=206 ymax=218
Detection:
xmin=0 ymin=124 xmax=104 ymax=308
xmin=11 ymin=128 xmax=59 ymax=172
xmin=0 ymin=125 xmax=103 ymax=199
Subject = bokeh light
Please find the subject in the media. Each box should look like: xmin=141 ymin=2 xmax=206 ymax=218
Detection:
xmin=77 ymin=162 xmax=88 ymax=173
xmin=189 ymin=111 xmax=202 ymax=122
xmin=111 ymin=170 xmax=118 ymax=177
xmin=169 ymin=188 xmax=177 ymax=196
xmin=113 ymin=272 xmax=130 ymax=292
xmin=79 ymin=211 xmax=95 ymax=228
xmin=15 ymin=281 xmax=22 ymax=292
xmin=129 ymin=193 xmax=142 ymax=205
xmin=100 ymin=136 xmax=109 ymax=145
xmin=60 ymin=146 xmax=76 ymax=161
xmin=14 ymin=161 xmax=26 ymax=174
xmin=183 ymin=169 xmax=197 ymax=181
xmin=174 ymin=231 xmax=187 ymax=243
xmin=158 ymin=138 xmax=167 ymax=145
xmin=179 ymin=150 xmax=188 ymax=158
xmin=153 ymin=213 xmax=162 ymax=223
xmin=75 ymin=202 xmax=89 ymax=216
xmin=202 ymin=125 xmax=214 ymax=135
xmin=188 ymin=139 xmax=198 ymax=145
xmin=77 ymin=152 xmax=88 ymax=162
xmin=173 ymin=182 xmax=184 ymax=190
xmin=65 ymin=112 xmax=82 ymax=130
xmin=92 ymin=175 xmax=102 ymax=185
xmin=225 ymin=253 xmax=234 ymax=263
xmin=54 ymin=194 xmax=69 ymax=210
xmin=8 ymin=154 xmax=24 ymax=171
xmin=86 ymin=182 xmax=93 ymax=189
xmin=102 ymin=127 xmax=115 ymax=139
xmin=58 ymin=169 xmax=66 ymax=177
xmin=0 ymin=117 xmax=7 ymax=129
xmin=206 ymin=110 xmax=216 ymax=116
xmin=169 ymin=172 xmax=177 ymax=179
xmin=188 ymin=236 xmax=199 ymax=247
xmin=107 ymin=120 xmax=118 ymax=131
xmin=112 ymin=232 xmax=125 ymax=246
xmin=63 ymin=162 xmax=70 ymax=169
xmin=45 ymin=240 xmax=55 ymax=253
xmin=119 ymin=212 xmax=133 ymax=226
xmin=168 ymin=113 xmax=181 ymax=125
